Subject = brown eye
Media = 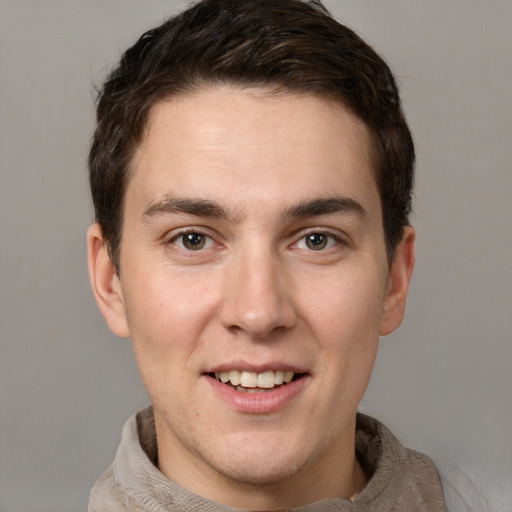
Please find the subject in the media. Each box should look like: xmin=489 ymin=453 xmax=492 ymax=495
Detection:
xmin=305 ymin=233 xmax=328 ymax=250
xmin=179 ymin=232 xmax=207 ymax=250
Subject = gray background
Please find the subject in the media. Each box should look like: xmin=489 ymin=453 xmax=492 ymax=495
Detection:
xmin=1 ymin=1 xmax=511 ymax=511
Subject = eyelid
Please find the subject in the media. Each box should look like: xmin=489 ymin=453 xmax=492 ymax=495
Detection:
xmin=165 ymin=227 xmax=216 ymax=250
xmin=292 ymin=227 xmax=347 ymax=250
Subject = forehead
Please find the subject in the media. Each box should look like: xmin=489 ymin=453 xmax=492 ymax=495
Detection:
xmin=127 ymin=87 xmax=379 ymax=221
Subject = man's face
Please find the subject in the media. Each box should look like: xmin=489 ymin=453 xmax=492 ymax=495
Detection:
xmin=90 ymin=87 xmax=413 ymax=503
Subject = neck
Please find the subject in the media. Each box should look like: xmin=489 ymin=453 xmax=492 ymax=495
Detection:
xmin=155 ymin=414 xmax=367 ymax=510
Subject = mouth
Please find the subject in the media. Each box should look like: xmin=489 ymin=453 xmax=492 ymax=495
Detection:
xmin=207 ymin=370 xmax=305 ymax=393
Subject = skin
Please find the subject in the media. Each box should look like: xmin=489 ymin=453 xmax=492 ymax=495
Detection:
xmin=88 ymin=87 xmax=415 ymax=510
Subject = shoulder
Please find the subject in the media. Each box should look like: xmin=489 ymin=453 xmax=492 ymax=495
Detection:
xmin=87 ymin=463 xmax=138 ymax=512
xmin=87 ymin=408 xmax=156 ymax=512
xmin=384 ymin=447 xmax=448 ymax=511
xmin=355 ymin=413 xmax=448 ymax=511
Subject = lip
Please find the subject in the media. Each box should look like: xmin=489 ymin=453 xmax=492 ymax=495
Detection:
xmin=204 ymin=372 xmax=310 ymax=414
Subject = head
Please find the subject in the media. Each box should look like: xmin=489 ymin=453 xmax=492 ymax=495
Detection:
xmin=87 ymin=1 xmax=415 ymax=508
xmin=89 ymin=0 xmax=414 ymax=272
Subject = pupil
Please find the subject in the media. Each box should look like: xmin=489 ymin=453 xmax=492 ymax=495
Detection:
xmin=184 ymin=233 xmax=205 ymax=250
xmin=306 ymin=233 xmax=327 ymax=250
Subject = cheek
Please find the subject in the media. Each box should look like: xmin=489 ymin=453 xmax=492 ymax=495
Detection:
xmin=299 ymin=265 xmax=385 ymax=414
xmin=120 ymin=267 xmax=221 ymax=393
xmin=301 ymin=266 xmax=387 ymax=351
xmin=123 ymin=264 xmax=219 ymax=338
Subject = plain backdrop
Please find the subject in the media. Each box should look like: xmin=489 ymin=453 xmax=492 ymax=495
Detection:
xmin=1 ymin=1 xmax=511 ymax=511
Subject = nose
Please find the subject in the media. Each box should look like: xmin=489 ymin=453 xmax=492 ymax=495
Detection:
xmin=219 ymin=246 xmax=297 ymax=339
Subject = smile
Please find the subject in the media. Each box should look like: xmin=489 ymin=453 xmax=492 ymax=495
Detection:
xmin=211 ymin=370 xmax=301 ymax=392
xmin=205 ymin=368 xmax=310 ymax=413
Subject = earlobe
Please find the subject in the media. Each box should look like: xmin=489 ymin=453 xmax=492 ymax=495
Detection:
xmin=87 ymin=223 xmax=130 ymax=338
xmin=380 ymin=226 xmax=415 ymax=336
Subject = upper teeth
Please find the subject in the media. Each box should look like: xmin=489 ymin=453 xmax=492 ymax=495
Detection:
xmin=215 ymin=370 xmax=294 ymax=388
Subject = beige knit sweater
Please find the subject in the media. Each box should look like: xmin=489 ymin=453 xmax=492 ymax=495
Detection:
xmin=88 ymin=407 xmax=448 ymax=511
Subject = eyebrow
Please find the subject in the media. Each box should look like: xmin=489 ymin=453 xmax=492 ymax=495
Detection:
xmin=285 ymin=196 xmax=368 ymax=221
xmin=142 ymin=196 xmax=229 ymax=221
xmin=142 ymin=195 xmax=367 ymax=223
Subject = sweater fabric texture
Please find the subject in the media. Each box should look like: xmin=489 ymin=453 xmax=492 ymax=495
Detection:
xmin=88 ymin=407 xmax=448 ymax=511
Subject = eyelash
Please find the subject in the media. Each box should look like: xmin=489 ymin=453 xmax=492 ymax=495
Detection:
xmin=166 ymin=228 xmax=344 ymax=252
xmin=293 ymin=230 xmax=344 ymax=251
xmin=167 ymin=229 xmax=215 ymax=251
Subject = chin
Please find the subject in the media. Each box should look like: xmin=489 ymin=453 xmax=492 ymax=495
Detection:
xmin=214 ymin=455 xmax=305 ymax=488
xmin=204 ymin=433 xmax=312 ymax=487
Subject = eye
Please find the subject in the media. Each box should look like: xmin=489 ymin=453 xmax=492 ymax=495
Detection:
xmin=296 ymin=232 xmax=338 ymax=251
xmin=171 ymin=231 xmax=213 ymax=251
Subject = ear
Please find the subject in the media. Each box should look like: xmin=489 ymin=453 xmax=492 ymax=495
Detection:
xmin=380 ymin=226 xmax=415 ymax=336
xmin=87 ymin=223 xmax=130 ymax=338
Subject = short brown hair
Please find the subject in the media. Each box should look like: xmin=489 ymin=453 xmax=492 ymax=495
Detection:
xmin=89 ymin=0 xmax=414 ymax=271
